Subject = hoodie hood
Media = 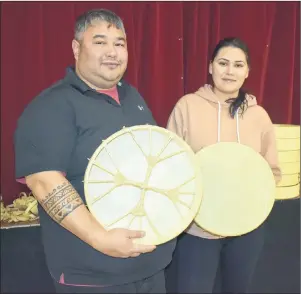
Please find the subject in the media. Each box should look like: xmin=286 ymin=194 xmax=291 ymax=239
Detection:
xmin=194 ymin=84 xmax=257 ymax=144
xmin=195 ymin=84 xmax=257 ymax=107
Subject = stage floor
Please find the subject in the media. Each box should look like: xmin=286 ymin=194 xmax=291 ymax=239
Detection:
xmin=1 ymin=199 xmax=300 ymax=293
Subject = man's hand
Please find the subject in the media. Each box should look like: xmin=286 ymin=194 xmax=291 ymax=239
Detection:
xmin=93 ymin=228 xmax=156 ymax=258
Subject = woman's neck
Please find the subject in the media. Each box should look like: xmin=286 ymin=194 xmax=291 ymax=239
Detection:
xmin=212 ymin=87 xmax=239 ymax=102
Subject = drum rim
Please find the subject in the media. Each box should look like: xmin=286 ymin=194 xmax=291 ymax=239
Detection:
xmin=274 ymin=124 xmax=300 ymax=127
xmin=275 ymin=184 xmax=300 ymax=200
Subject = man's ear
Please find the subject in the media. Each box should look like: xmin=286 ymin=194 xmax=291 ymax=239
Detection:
xmin=72 ymin=39 xmax=80 ymax=61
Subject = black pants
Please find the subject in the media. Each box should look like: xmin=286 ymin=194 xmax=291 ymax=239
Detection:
xmin=54 ymin=270 xmax=166 ymax=293
xmin=165 ymin=225 xmax=265 ymax=293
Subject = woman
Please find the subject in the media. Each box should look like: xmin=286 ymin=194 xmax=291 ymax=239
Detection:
xmin=165 ymin=37 xmax=281 ymax=293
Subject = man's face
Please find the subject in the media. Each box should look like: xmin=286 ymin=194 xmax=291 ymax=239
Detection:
xmin=72 ymin=21 xmax=128 ymax=89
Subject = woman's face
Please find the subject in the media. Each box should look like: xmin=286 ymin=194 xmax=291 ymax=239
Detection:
xmin=209 ymin=46 xmax=249 ymax=97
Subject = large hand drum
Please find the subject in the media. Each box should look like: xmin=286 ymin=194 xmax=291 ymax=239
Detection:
xmin=194 ymin=142 xmax=276 ymax=237
xmin=84 ymin=125 xmax=202 ymax=245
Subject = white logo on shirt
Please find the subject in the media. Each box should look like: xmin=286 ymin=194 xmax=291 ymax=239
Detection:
xmin=138 ymin=105 xmax=144 ymax=111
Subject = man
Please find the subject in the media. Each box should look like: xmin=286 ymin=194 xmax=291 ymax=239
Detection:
xmin=14 ymin=9 xmax=176 ymax=293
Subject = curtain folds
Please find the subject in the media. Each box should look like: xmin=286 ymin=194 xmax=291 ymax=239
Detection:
xmin=1 ymin=1 xmax=299 ymax=203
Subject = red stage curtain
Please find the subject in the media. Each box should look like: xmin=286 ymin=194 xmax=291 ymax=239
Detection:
xmin=1 ymin=2 xmax=299 ymax=203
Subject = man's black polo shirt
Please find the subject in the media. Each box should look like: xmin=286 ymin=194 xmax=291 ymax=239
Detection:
xmin=14 ymin=67 xmax=176 ymax=286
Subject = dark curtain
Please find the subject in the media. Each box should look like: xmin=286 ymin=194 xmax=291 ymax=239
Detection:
xmin=1 ymin=1 xmax=300 ymax=204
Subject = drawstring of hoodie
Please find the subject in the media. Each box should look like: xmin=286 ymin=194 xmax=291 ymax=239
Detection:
xmin=217 ymin=101 xmax=241 ymax=144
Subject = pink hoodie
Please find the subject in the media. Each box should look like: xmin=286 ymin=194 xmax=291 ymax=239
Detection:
xmin=167 ymin=84 xmax=281 ymax=239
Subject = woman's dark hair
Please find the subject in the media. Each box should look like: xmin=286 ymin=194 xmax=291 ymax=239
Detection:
xmin=211 ymin=37 xmax=251 ymax=118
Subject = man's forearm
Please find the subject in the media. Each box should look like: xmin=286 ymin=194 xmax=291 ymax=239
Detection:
xmin=26 ymin=171 xmax=107 ymax=249
xmin=41 ymin=181 xmax=83 ymax=223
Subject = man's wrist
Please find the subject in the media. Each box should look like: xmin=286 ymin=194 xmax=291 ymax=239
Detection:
xmin=87 ymin=221 xmax=108 ymax=251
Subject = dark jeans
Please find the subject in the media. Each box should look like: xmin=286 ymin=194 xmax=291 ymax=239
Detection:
xmin=54 ymin=270 xmax=166 ymax=293
xmin=165 ymin=225 xmax=265 ymax=293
